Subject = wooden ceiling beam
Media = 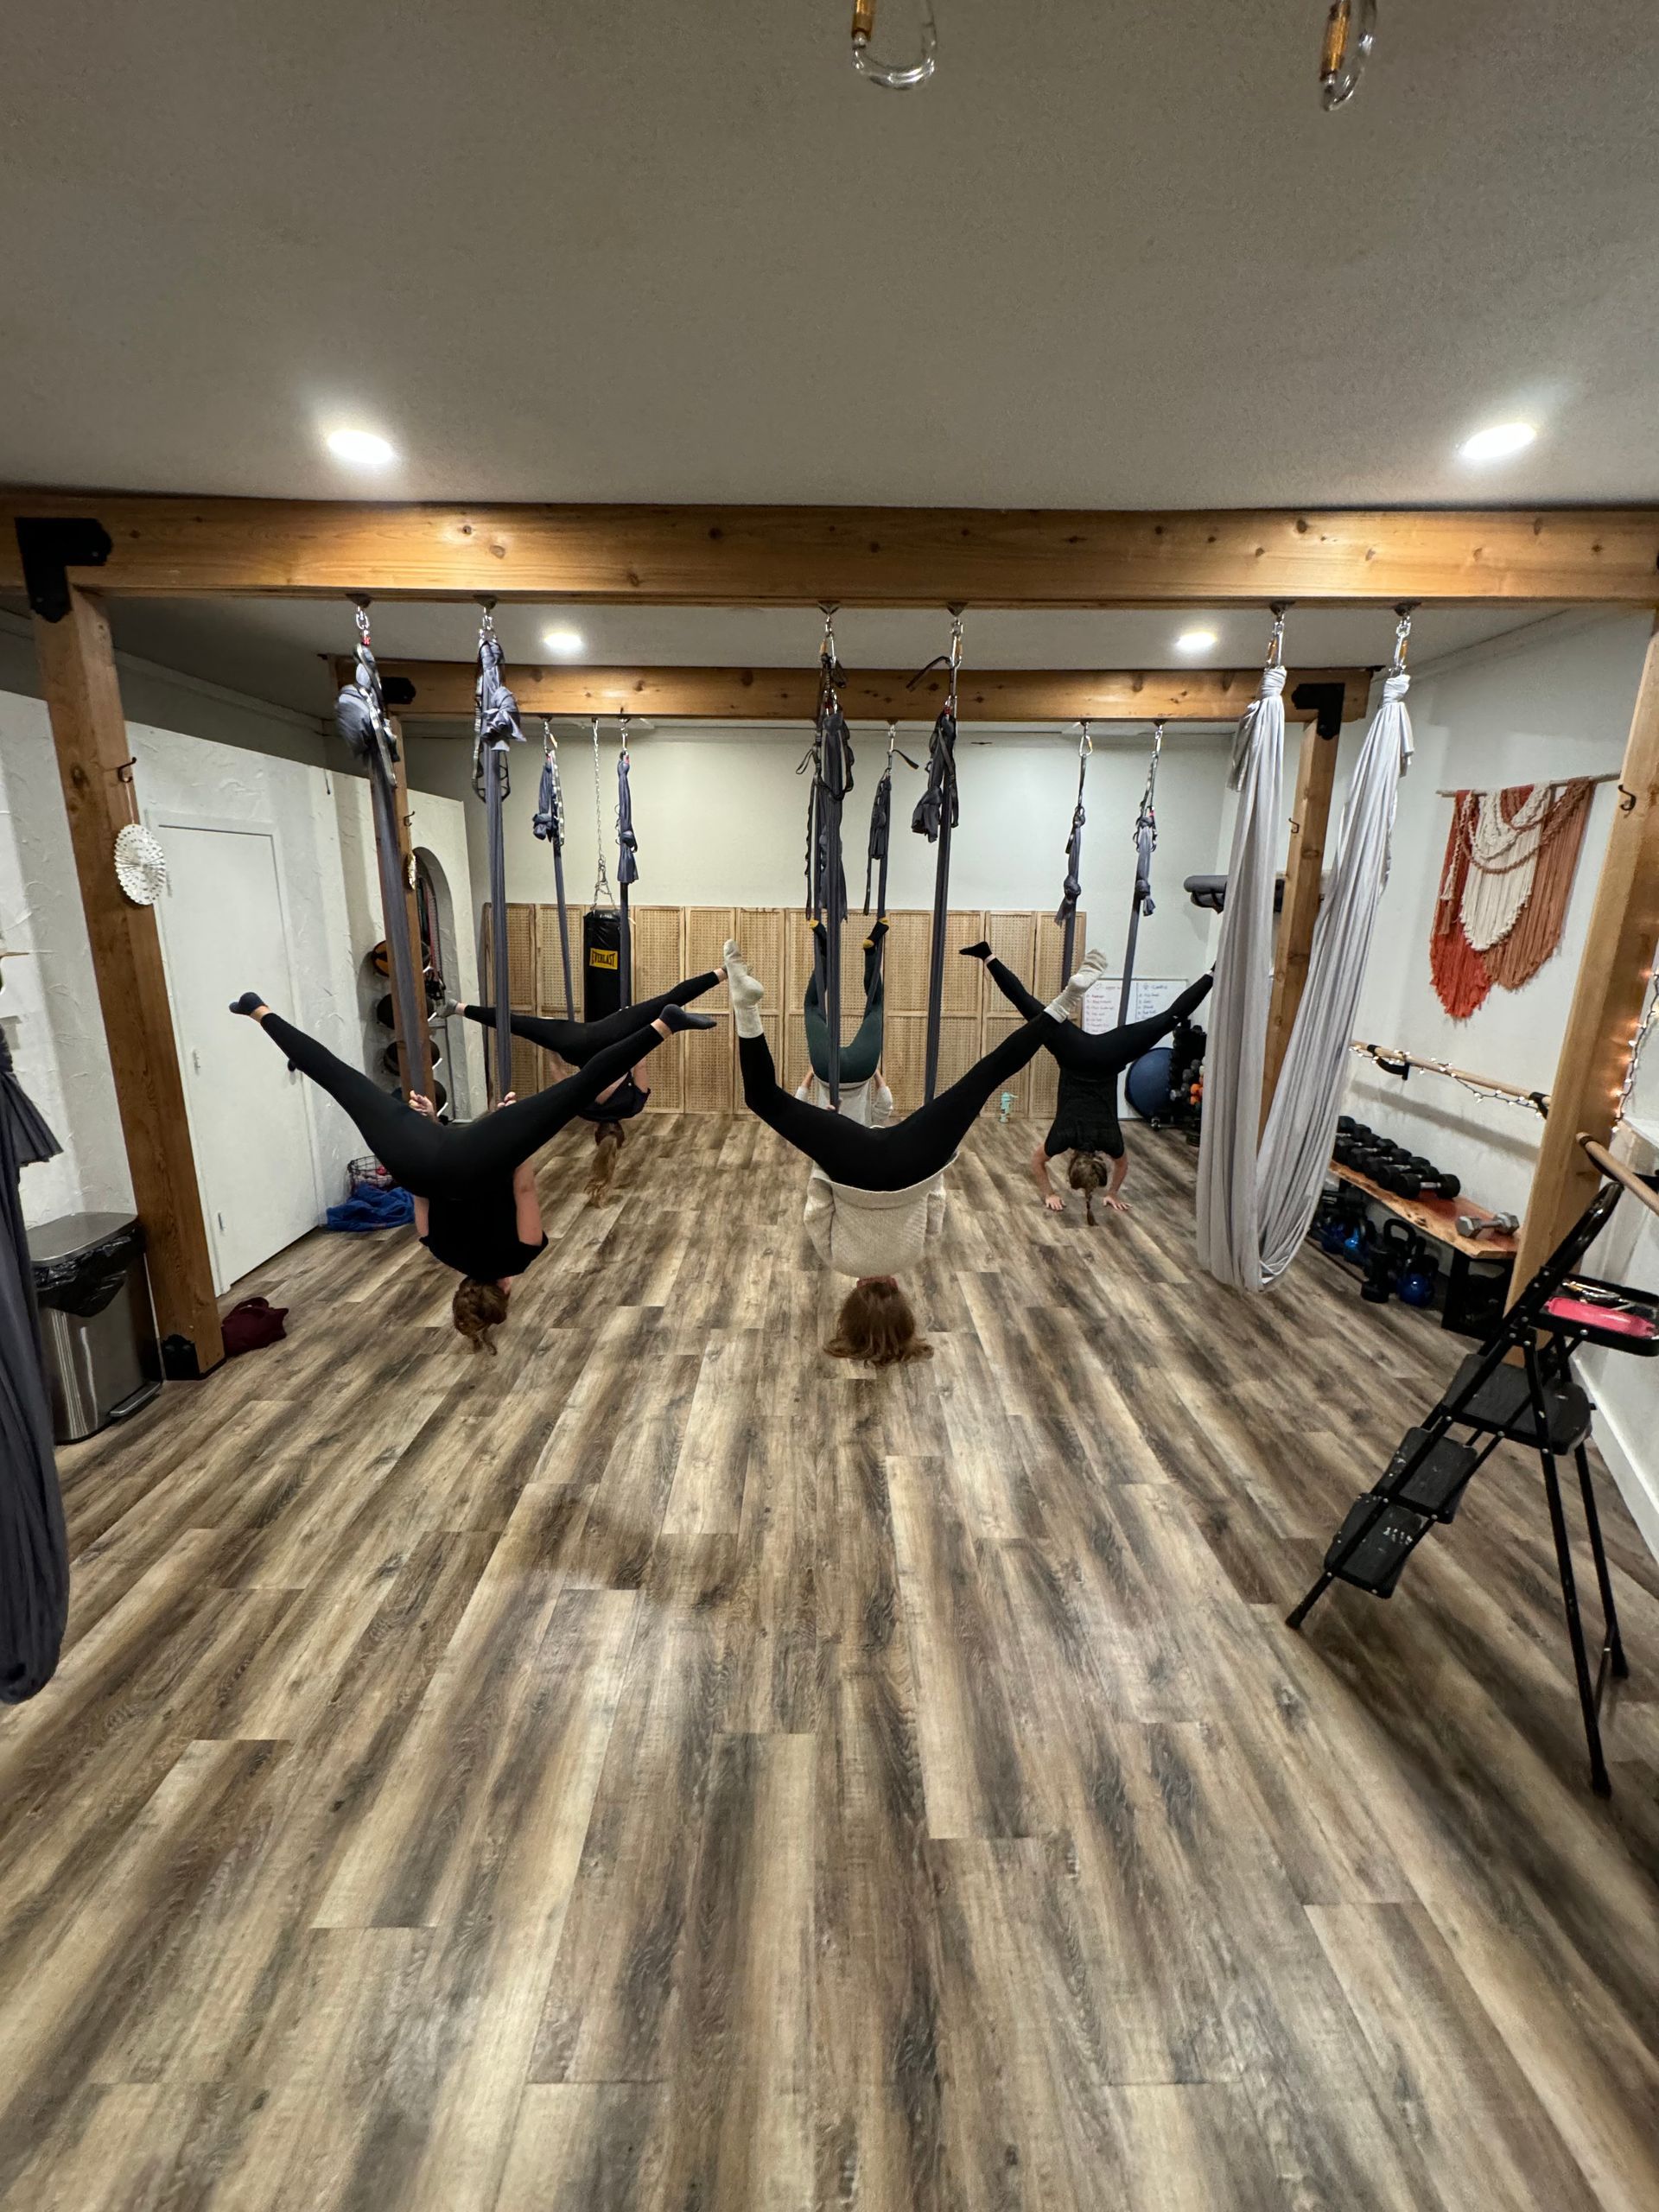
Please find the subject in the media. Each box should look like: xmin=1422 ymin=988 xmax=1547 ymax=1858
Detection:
xmin=344 ymin=658 xmax=1374 ymax=725
xmin=7 ymin=493 xmax=1659 ymax=605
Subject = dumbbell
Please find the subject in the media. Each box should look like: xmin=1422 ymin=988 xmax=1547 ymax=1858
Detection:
xmin=1385 ymin=1165 xmax=1463 ymax=1201
xmin=1457 ymin=1209 xmax=1518 ymax=1241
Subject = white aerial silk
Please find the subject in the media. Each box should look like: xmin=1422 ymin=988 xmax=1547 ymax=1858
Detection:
xmin=1194 ymin=664 xmax=1287 ymax=1287
xmin=1197 ymin=671 xmax=1414 ymax=1292
xmin=1462 ymin=784 xmax=1551 ymax=951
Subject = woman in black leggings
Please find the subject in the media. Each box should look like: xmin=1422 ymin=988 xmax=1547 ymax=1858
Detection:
xmin=451 ymin=971 xmax=720 ymax=1205
xmin=963 ymin=944 xmax=1212 ymax=1221
xmin=725 ymin=938 xmax=1105 ymax=1365
xmin=231 ymin=991 xmax=713 ymax=1352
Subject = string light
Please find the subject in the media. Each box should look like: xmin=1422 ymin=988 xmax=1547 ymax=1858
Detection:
xmin=1616 ymin=966 xmax=1658 ymax=1126
xmin=1349 ymin=1042 xmax=1548 ymax=1118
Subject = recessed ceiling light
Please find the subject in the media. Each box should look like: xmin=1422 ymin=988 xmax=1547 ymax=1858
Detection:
xmin=1175 ymin=628 xmax=1218 ymax=655
xmin=1459 ymin=421 xmax=1536 ymax=462
xmin=325 ymin=427 xmax=397 ymax=467
xmin=543 ymin=627 xmax=585 ymax=658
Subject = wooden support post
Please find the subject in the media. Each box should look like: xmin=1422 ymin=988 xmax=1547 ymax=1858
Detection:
xmin=1262 ymin=719 xmax=1340 ymax=1125
xmin=34 ymin=588 xmax=223 ymax=1371
xmin=1511 ymin=613 xmax=1659 ymax=1293
xmin=385 ymin=721 xmax=433 ymax=1095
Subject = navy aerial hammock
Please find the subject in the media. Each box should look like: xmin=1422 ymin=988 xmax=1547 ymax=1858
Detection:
xmin=615 ymin=710 xmax=639 ymax=1009
xmin=909 ymin=611 xmax=964 ymax=1102
xmin=1054 ymin=721 xmax=1092 ymax=979
xmin=863 ymin=721 xmax=918 ymax=968
xmin=801 ymin=613 xmax=855 ymax=1105
xmin=335 ymin=602 xmax=428 ymax=1096
xmin=1116 ymin=720 xmax=1165 ymax=1027
xmin=532 ymin=719 xmax=575 ymax=1015
xmin=471 ymin=603 xmax=524 ymax=1103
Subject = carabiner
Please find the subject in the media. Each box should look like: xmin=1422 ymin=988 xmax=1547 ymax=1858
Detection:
xmin=1319 ymin=0 xmax=1376 ymax=110
xmin=852 ymin=0 xmax=938 ymax=89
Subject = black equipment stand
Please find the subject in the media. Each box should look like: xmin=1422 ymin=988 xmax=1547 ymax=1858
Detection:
xmin=1289 ymin=1168 xmax=1656 ymax=1795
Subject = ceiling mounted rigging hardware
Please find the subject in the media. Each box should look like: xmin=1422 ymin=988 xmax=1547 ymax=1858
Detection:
xmin=1320 ymin=0 xmax=1376 ymax=108
xmin=851 ymin=0 xmax=938 ymax=88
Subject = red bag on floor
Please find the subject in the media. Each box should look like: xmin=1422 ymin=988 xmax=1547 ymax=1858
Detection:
xmin=221 ymin=1297 xmax=289 ymax=1357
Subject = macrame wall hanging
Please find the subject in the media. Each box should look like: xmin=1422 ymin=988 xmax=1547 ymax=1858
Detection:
xmin=1431 ymin=779 xmax=1594 ymax=1019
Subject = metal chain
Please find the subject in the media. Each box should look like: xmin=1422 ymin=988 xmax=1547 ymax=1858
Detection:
xmin=591 ymin=716 xmax=613 ymax=904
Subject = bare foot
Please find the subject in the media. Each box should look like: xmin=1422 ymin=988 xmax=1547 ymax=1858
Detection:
xmin=407 ymin=1091 xmax=436 ymax=1118
xmin=1043 ymin=1194 xmax=1065 ymax=1213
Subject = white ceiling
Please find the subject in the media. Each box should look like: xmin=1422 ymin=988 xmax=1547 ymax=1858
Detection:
xmin=3 ymin=0 xmax=1652 ymax=709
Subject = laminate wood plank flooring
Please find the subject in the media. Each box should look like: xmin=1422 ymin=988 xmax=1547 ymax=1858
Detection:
xmin=3 ymin=1118 xmax=1656 ymax=2211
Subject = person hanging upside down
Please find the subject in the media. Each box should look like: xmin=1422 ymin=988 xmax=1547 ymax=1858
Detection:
xmin=230 ymin=990 xmax=715 ymax=1351
xmin=959 ymin=944 xmax=1213 ymax=1222
xmin=450 ymin=970 xmax=720 ymax=1205
xmin=726 ymin=938 xmax=1109 ymax=1366
xmin=796 ymin=919 xmax=892 ymax=1126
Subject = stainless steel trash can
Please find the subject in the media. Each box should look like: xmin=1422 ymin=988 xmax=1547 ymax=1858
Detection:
xmin=29 ymin=1212 xmax=163 ymax=1444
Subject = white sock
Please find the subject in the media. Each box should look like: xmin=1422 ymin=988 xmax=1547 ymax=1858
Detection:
xmin=724 ymin=940 xmax=765 ymax=1038
xmin=1046 ymin=944 xmax=1110 ymax=1024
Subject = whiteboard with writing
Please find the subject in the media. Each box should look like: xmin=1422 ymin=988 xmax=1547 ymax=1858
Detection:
xmin=1081 ymin=977 xmax=1190 ymax=1036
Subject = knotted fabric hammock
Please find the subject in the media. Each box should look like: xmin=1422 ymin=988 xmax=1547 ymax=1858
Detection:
xmin=1198 ymin=668 xmax=1414 ymax=1291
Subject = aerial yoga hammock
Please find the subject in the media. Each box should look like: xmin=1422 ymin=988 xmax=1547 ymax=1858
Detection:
xmin=911 ymin=613 xmax=964 ymax=1101
xmin=1115 ymin=721 xmax=1165 ymax=1027
xmin=229 ymin=993 xmax=715 ymax=1347
xmin=728 ymin=938 xmax=1108 ymax=1362
xmin=802 ymin=613 xmax=855 ymax=1104
xmin=336 ymin=604 xmax=429 ymax=1095
xmin=532 ymin=719 xmax=575 ymax=1015
xmin=0 ymin=1031 xmax=67 ymax=1702
xmin=796 ymin=722 xmax=915 ymax=1125
xmin=1053 ymin=721 xmax=1092 ymax=980
xmin=967 ymin=944 xmax=1213 ymax=1220
xmin=472 ymin=604 xmax=523 ymax=1105
xmin=1196 ymin=609 xmax=1414 ymax=1292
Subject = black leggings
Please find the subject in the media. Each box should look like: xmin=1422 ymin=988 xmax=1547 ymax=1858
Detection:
xmin=983 ymin=961 xmax=1213 ymax=1076
xmin=461 ymin=972 xmax=718 ymax=1066
xmin=258 ymin=1011 xmax=664 ymax=1198
xmin=804 ymin=938 xmax=885 ymax=1086
xmin=738 ymin=1014 xmax=1059 ymax=1191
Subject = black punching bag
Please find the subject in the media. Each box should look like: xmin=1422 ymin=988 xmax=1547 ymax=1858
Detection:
xmin=583 ymin=908 xmax=623 ymax=1020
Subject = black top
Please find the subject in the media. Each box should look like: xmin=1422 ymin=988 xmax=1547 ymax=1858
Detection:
xmin=421 ymin=1182 xmax=548 ymax=1282
xmin=582 ymin=1075 xmax=650 ymax=1125
xmin=1046 ymin=1066 xmax=1126 ymax=1160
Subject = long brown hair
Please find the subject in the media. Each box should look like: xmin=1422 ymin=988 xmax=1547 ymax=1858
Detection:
xmin=586 ymin=1122 xmax=626 ymax=1206
xmin=1069 ymin=1151 xmax=1109 ymax=1225
xmin=825 ymin=1278 xmax=932 ymax=1369
xmin=453 ymin=1276 xmax=510 ymax=1354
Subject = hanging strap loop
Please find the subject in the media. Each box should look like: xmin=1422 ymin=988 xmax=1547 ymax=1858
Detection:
xmin=590 ymin=716 xmax=614 ymax=906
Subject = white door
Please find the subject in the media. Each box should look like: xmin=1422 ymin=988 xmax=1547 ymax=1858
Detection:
xmin=156 ymin=823 xmax=321 ymax=1292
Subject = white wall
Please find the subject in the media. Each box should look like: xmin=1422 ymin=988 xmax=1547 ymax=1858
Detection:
xmin=1321 ymin=612 xmax=1657 ymax=1553
xmin=1339 ymin=613 xmax=1651 ymax=1217
xmin=0 ymin=642 xmax=480 ymax=1255
xmin=404 ymin=723 xmax=1231 ymax=986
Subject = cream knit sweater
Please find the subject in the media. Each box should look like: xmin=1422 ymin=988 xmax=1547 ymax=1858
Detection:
xmin=802 ymin=1165 xmax=949 ymax=1279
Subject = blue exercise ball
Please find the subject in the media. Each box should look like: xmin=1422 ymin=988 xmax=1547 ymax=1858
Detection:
xmin=1125 ymin=1046 xmax=1174 ymax=1121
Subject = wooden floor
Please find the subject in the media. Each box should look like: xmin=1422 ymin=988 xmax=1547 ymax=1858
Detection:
xmin=3 ymin=1119 xmax=1657 ymax=2212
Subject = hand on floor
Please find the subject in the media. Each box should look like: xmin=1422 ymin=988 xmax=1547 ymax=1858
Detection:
xmin=1043 ymin=1193 xmax=1065 ymax=1212
xmin=1103 ymin=1193 xmax=1128 ymax=1214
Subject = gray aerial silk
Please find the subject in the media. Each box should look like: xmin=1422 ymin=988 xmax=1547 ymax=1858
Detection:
xmin=1197 ymin=669 xmax=1414 ymax=1290
xmin=0 ymin=1033 xmax=67 ymax=1703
